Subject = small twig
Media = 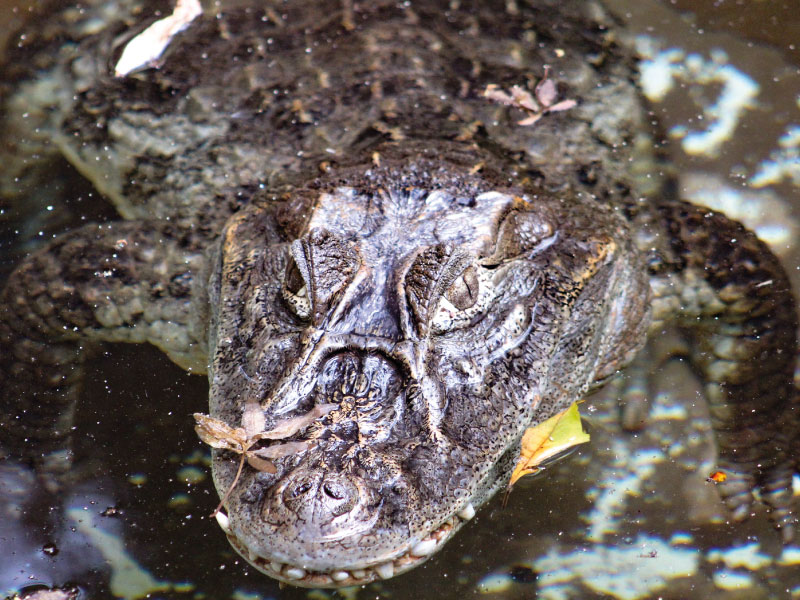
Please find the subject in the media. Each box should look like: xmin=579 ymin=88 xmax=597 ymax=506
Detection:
xmin=211 ymin=453 xmax=246 ymax=517
xmin=194 ymin=403 xmax=337 ymax=515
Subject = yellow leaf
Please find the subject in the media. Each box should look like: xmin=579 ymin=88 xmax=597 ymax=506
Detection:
xmin=508 ymin=403 xmax=590 ymax=489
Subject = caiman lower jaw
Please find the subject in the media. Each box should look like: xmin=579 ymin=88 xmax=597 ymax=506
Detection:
xmin=216 ymin=504 xmax=477 ymax=588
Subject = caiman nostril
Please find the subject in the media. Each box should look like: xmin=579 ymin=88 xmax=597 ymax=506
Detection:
xmin=318 ymin=475 xmax=358 ymax=517
xmin=322 ymin=482 xmax=344 ymax=500
xmin=289 ymin=480 xmax=314 ymax=499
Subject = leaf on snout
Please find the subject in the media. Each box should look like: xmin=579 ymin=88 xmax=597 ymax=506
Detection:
xmin=247 ymin=441 xmax=311 ymax=474
xmin=193 ymin=413 xmax=248 ymax=452
xmin=193 ymin=403 xmax=335 ymax=456
xmin=251 ymin=440 xmax=311 ymax=459
xmin=507 ymin=402 xmax=590 ymax=490
xmin=192 ymin=404 xmax=336 ymax=516
xmin=251 ymin=403 xmax=337 ymax=441
xmin=246 ymin=455 xmax=278 ymax=474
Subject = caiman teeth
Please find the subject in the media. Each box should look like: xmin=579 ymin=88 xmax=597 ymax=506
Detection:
xmin=410 ymin=538 xmax=437 ymax=557
xmin=457 ymin=502 xmax=475 ymax=520
xmin=374 ymin=562 xmax=394 ymax=579
xmin=214 ymin=510 xmax=231 ymax=534
xmin=284 ymin=567 xmax=307 ymax=580
xmin=224 ymin=510 xmax=472 ymax=587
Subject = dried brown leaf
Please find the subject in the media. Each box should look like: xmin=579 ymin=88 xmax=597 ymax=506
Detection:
xmin=253 ymin=403 xmax=337 ymax=441
xmin=242 ymin=398 xmax=266 ymax=438
xmin=545 ymin=99 xmax=578 ymax=114
xmin=534 ymin=77 xmax=559 ymax=108
xmin=484 ymin=69 xmax=576 ymax=128
xmin=251 ymin=440 xmax=310 ymax=459
xmin=509 ymin=85 xmax=540 ymax=112
xmin=114 ymin=0 xmax=203 ymax=77
xmin=193 ymin=413 xmax=247 ymax=452
xmin=246 ymin=455 xmax=278 ymax=474
xmin=193 ymin=405 xmax=336 ymax=517
xmin=483 ymin=84 xmax=516 ymax=106
xmin=518 ymin=113 xmax=544 ymax=127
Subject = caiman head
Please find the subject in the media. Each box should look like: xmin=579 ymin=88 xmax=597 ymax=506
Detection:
xmin=206 ymin=146 xmax=650 ymax=587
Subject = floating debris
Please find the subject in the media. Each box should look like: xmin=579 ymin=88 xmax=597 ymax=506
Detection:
xmin=508 ymin=403 xmax=590 ymax=490
xmin=707 ymin=471 xmax=728 ymax=484
xmin=114 ymin=0 xmax=202 ymax=77
xmin=484 ymin=67 xmax=577 ymax=127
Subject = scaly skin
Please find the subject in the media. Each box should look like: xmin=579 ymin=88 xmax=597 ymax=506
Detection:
xmin=0 ymin=0 xmax=797 ymax=588
xmin=641 ymin=200 xmax=798 ymax=536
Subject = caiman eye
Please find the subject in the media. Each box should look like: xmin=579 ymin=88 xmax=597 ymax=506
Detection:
xmin=431 ymin=263 xmax=496 ymax=334
xmin=445 ymin=265 xmax=479 ymax=310
xmin=282 ymin=255 xmax=311 ymax=320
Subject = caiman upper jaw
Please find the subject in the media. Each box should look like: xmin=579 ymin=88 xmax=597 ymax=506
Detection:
xmin=210 ymin=343 xmax=478 ymax=588
xmin=216 ymin=503 xmax=476 ymax=588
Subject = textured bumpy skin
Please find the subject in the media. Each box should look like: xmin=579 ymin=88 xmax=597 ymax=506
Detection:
xmin=0 ymin=0 xmax=798 ymax=588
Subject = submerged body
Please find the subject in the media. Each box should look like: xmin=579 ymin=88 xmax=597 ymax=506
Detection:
xmin=0 ymin=0 xmax=798 ymax=588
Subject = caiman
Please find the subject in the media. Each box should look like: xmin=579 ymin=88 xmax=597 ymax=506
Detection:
xmin=0 ymin=0 xmax=797 ymax=589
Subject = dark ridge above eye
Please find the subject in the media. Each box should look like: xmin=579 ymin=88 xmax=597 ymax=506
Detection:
xmin=446 ymin=265 xmax=479 ymax=310
xmin=285 ymin=256 xmax=306 ymax=295
xmin=405 ymin=244 xmax=454 ymax=324
xmin=483 ymin=209 xmax=557 ymax=264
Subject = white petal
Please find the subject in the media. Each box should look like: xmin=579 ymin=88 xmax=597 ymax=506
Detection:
xmin=114 ymin=0 xmax=202 ymax=77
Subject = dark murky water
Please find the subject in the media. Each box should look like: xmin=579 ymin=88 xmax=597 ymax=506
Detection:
xmin=1 ymin=1 xmax=800 ymax=599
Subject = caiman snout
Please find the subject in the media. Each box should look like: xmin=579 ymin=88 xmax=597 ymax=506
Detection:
xmin=316 ymin=350 xmax=403 ymax=402
xmin=309 ymin=350 xmax=406 ymax=442
xmin=256 ymin=349 xmax=407 ymax=545
xmin=254 ymin=347 xmax=413 ymax=551
xmin=269 ymin=467 xmax=381 ymax=545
